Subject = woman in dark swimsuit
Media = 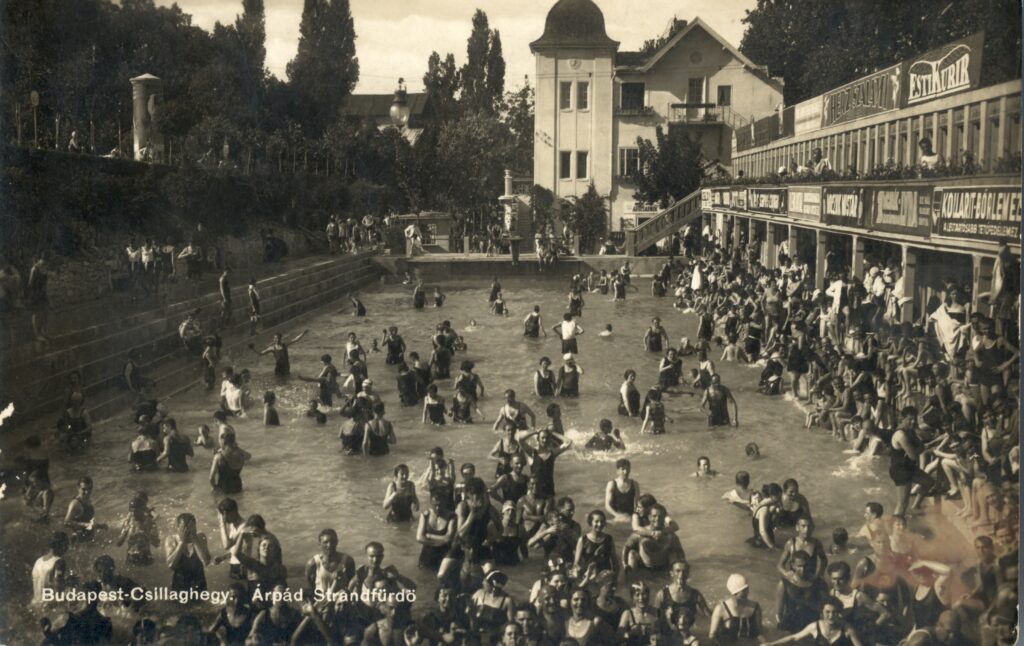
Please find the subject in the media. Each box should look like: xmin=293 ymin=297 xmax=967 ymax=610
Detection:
xmin=157 ymin=418 xmax=194 ymax=473
xmin=535 ymin=357 xmax=556 ymax=397
xmin=702 ymin=375 xmax=739 ymax=427
xmin=210 ymin=430 xmax=250 ymax=494
xmin=383 ymin=326 xmax=406 ymax=365
xmin=490 ymin=424 xmax=523 ymax=480
xmin=761 ymin=598 xmax=862 ymax=646
xmin=618 ymin=582 xmax=663 ymax=645
xmin=644 ymin=318 xmax=669 ymax=353
xmin=574 ymin=510 xmax=617 ymax=577
xmin=166 ymin=513 xmax=210 ymax=594
xmin=606 ymin=459 xmax=638 ymax=519
xmin=417 ymin=490 xmax=455 ymax=571
xmin=658 ymin=348 xmax=682 ymax=390
xmin=130 ymin=425 xmax=160 ymax=472
xmin=521 ymin=429 xmax=573 ymax=500
xmin=64 ymin=477 xmax=107 ymax=541
xmin=384 ymin=464 xmax=419 ymax=523
xmin=208 ymin=583 xmax=255 ymax=645
xmin=363 ymin=404 xmax=396 ymax=456
xmin=254 ymin=330 xmax=308 ymax=377
xmin=656 ymin=560 xmax=711 ymax=624
xmin=523 ymin=306 xmax=544 ymax=338
xmin=568 ymin=289 xmax=585 ymax=318
xmin=422 ymin=384 xmax=448 ymax=425
xmin=413 ymin=282 xmax=426 ymax=309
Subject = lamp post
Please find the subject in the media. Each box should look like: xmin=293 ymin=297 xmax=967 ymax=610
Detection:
xmin=389 ymin=78 xmax=411 ymax=131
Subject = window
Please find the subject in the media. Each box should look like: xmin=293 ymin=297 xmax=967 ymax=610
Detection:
xmin=560 ymin=82 xmax=572 ymax=110
xmin=688 ymin=78 xmax=704 ymax=104
xmin=717 ymin=85 xmax=732 ymax=106
xmin=621 ymin=82 xmax=645 ymax=110
xmin=577 ymin=82 xmax=589 ymax=110
xmin=618 ymin=147 xmax=640 ymax=177
xmin=576 ymin=151 xmax=589 ymax=179
xmin=559 ymin=151 xmax=572 ymax=179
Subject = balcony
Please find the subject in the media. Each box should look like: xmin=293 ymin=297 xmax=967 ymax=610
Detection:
xmin=669 ymin=103 xmax=724 ymax=124
xmin=615 ymin=105 xmax=657 ymax=118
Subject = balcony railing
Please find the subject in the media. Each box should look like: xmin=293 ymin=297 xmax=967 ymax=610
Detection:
xmin=615 ymin=105 xmax=657 ymax=118
xmin=669 ymin=103 xmax=722 ymax=124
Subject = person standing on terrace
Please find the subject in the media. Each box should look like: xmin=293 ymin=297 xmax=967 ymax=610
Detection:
xmin=808 ymin=148 xmax=832 ymax=174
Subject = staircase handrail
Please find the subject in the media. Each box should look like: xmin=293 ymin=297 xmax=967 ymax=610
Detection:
xmin=624 ymin=189 xmax=703 ymax=255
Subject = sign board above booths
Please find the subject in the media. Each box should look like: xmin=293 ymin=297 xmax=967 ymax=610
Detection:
xmin=701 ymin=189 xmax=712 ymax=210
xmin=731 ymin=188 xmax=747 ymax=211
xmin=869 ymin=186 xmax=932 ymax=235
xmin=747 ymin=187 xmax=787 ymax=214
xmin=821 ymin=187 xmax=865 ymax=227
xmin=710 ymin=188 xmax=732 ymax=209
xmin=932 ymin=185 xmax=1021 ymax=242
xmin=788 ymin=186 xmax=822 ymax=221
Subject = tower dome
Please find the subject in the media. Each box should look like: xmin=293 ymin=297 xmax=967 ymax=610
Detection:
xmin=530 ymin=0 xmax=619 ymax=51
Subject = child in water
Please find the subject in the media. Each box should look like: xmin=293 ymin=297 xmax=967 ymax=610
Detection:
xmin=195 ymin=424 xmax=214 ymax=448
xmin=830 ymin=527 xmax=855 ymax=556
xmin=599 ymin=324 xmax=613 ymax=338
xmin=263 ymin=391 xmax=280 ymax=426
xmin=433 ymin=287 xmax=446 ymax=308
xmin=306 ymin=399 xmax=327 ymax=425
xmin=745 ymin=443 xmax=761 ymax=459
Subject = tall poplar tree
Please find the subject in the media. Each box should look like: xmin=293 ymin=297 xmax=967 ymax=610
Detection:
xmin=286 ymin=0 xmax=359 ymax=135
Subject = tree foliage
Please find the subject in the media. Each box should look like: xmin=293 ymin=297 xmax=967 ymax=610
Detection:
xmin=632 ymin=126 xmax=704 ymax=207
xmin=562 ymin=183 xmax=607 ymax=253
xmin=286 ymin=0 xmax=359 ymax=135
xmin=458 ymin=9 xmax=506 ymax=115
xmin=739 ymin=0 xmax=1022 ymax=105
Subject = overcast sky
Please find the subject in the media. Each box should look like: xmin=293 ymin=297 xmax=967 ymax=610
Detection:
xmin=157 ymin=0 xmax=758 ymax=94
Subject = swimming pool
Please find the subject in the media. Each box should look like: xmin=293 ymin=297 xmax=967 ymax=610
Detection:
xmin=4 ymin=275 xmax=945 ymax=640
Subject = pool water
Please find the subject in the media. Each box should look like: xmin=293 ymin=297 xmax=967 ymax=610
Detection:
xmin=2 ymin=276 xmax=969 ymax=641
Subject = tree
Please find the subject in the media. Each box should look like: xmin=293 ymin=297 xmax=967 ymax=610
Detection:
xmin=500 ymin=77 xmax=534 ymax=174
xmin=286 ymin=0 xmax=359 ymax=135
xmin=632 ymin=126 xmax=704 ymax=207
xmin=459 ymin=9 xmax=505 ymax=115
xmin=435 ymin=112 xmax=510 ymax=212
xmin=740 ymin=0 xmax=1021 ymax=105
xmin=530 ymin=184 xmax=555 ymax=233
xmin=485 ymin=30 xmax=505 ymax=113
xmin=562 ymin=183 xmax=607 ymax=253
xmin=423 ymin=51 xmax=460 ymax=121
xmin=235 ymin=0 xmax=267 ymax=114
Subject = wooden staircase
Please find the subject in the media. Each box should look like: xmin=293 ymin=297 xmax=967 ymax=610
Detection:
xmin=623 ymin=189 xmax=703 ymax=256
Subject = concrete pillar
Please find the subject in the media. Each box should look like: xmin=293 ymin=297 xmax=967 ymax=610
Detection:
xmin=973 ymin=255 xmax=994 ymax=316
xmin=732 ymin=216 xmax=742 ymax=252
xmin=901 ymin=245 xmax=917 ymax=323
xmin=130 ymin=73 xmax=163 ymax=161
xmin=851 ymin=235 xmax=866 ymax=279
xmin=787 ymin=224 xmax=798 ymax=262
xmin=815 ymin=230 xmax=829 ymax=291
xmin=503 ymin=169 xmax=513 ymax=197
xmin=715 ymin=212 xmax=725 ymax=245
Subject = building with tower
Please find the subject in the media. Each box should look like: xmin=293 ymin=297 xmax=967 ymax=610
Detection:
xmin=530 ymin=0 xmax=784 ymax=231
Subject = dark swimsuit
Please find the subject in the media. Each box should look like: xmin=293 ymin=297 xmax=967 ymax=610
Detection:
xmin=273 ymin=345 xmax=290 ymax=377
xmin=706 ymin=388 xmax=731 ymax=426
xmin=619 ymin=385 xmax=640 ymax=416
xmin=418 ymin=514 xmax=451 ymax=570
xmin=214 ymin=456 xmax=244 ymax=494
xmin=171 ymin=545 xmax=207 ymax=592
xmin=387 ymin=486 xmax=415 ymax=522
xmin=536 ymin=370 xmax=556 ymax=396
xmin=217 ymin=609 xmax=253 ymax=646
xmin=413 ymin=290 xmax=426 ymax=309
xmin=166 ymin=435 xmax=192 ymax=472
xmin=531 ymin=453 xmax=558 ymax=498
xmin=524 ymin=314 xmax=540 ymax=337
xmin=609 ymin=480 xmax=637 ymax=515
xmin=646 ymin=327 xmax=664 ymax=353
xmin=131 ymin=447 xmax=159 ymax=472
xmin=578 ymin=533 xmax=615 ymax=572
xmin=425 ymin=398 xmax=447 ymax=425
xmin=558 ymin=367 xmax=579 ymax=397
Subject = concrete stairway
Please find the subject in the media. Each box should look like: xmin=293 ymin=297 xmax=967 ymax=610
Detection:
xmin=623 ymin=189 xmax=703 ymax=256
xmin=1 ymin=253 xmax=381 ymax=427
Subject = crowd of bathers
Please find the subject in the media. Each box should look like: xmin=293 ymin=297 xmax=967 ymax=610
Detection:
xmin=10 ymin=231 xmax=1020 ymax=645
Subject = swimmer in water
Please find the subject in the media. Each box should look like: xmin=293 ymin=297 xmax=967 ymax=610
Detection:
xmin=722 ymin=471 xmax=752 ymax=507
xmin=745 ymin=443 xmax=760 ymax=459
xmin=599 ymin=324 xmax=613 ymax=337
xmin=585 ymin=419 xmax=625 ymax=451
xmin=349 ymin=294 xmax=366 ymax=316
xmin=263 ymin=392 xmax=280 ymax=426
xmin=466 ymin=319 xmax=479 ymax=330
xmin=694 ymin=456 xmax=718 ymax=477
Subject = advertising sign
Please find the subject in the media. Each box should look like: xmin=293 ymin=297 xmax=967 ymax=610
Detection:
xmin=747 ymin=188 xmax=787 ymax=215
xmin=701 ymin=189 xmax=713 ymax=210
xmin=793 ymin=97 xmax=823 ymax=135
xmin=932 ymin=185 xmax=1021 ymax=242
xmin=712 ymin=189 xmax=731 ymax=208
xmin=821 ymin=65 xmax=902 ymax=127
xmin=788 ymin=186 xmax=822 ymax=221
xmin=904 ymin=33 xmax=984 ymax=106
xmin=821 ymin=187 xmax=864 ymax=226
xmin=869 ymin=187 xmax=932 ymax=234
xmin=731 ymin=188 xmax=747 ymax=211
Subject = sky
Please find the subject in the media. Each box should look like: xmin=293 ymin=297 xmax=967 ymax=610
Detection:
xmin=156 ymin=0 xmax=758 ymax=94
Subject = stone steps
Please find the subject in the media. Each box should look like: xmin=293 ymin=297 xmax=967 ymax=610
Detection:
xmin=4 ymin=254 xmax=380 ymax=426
